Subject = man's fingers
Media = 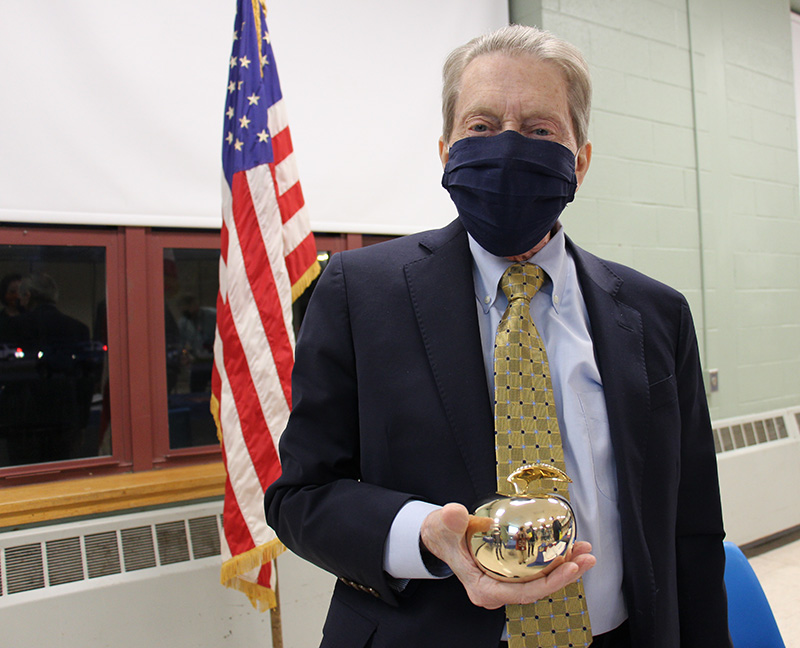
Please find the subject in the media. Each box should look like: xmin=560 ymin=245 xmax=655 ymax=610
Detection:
xmin=484 ymin=554 xmax=594 ymax=607
xmin=570 ymin=541 xmax=593 ymax=558
xmin=465 ymin=515 xmax=493 ymax=537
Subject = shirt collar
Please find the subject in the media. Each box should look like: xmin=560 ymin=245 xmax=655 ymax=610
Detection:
xmin=468 ymin=224 xmax=568 ymax=314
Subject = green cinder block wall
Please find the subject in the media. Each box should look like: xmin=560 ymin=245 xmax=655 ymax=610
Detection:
xmin=510 ymin=0 xmax=800 ymax=421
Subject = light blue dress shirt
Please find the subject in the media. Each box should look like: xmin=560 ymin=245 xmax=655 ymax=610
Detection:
xmin=384 ymin=226 xmax=627 ymax=635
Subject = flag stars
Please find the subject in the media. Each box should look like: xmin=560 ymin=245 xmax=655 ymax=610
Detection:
xmin=257 ymin=129 xmax=269 ymax=142
xmin=230 ymin=56 xmax=237 ymax=68
xmin=239 ymin=115 xmax=251 ymax=129
xmin=247 ymin=93 xmax=260 ymax=106
xmin=234 ymin=139 xmax=243 ymax=151
xmin=226 ymin=132 xmax=234 ymax=144
xmin=228 ymin=81 xmax=236 ymax=93
xmin=260 ymin=53 xmax=269 ymax=67
xmin=226 ymin=106 xmax=235 ymax=119
xmin=239 ymin=55 xmax=251 ymax=68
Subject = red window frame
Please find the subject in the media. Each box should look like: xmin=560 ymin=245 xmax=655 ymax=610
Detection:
xmin=0 ymin=225 xmax=131 ymax=483
xmin=0 ymin=226 xmax=396 ymax=484
xmin=144 ymin=229 xmax=222 ymax=467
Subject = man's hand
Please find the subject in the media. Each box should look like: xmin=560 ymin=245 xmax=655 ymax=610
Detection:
xmin=420 ymin=503 xmax=595 ymax=610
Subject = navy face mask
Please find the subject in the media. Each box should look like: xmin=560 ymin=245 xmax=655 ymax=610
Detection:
xmin=441 ymin=130 xmax=578 ymax=257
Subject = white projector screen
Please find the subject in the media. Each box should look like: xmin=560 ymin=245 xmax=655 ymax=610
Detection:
xmin=0 ymin=0 xmax=508 ymax=235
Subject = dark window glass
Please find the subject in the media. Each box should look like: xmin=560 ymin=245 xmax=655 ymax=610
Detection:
xmin=163 ymin=248 xmax=219 ymax=449
xmin=0 ymin=245 xmax=108 ymax=466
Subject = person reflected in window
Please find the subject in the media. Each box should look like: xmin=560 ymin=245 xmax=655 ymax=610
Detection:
xmin=7 ymin=273 xmax=92 ymax=464
xmin=0 ymin=273 xmax=23 ymax=344
xmin=177 ymin=293 xmax=216 ymax=393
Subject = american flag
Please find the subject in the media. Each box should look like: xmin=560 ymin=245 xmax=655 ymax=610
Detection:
xmin=211 ymin=0 xmax=319 ymax=610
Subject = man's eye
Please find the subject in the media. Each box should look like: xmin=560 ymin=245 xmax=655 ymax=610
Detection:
xmin=470 ymin=124 xmax=489 ymax=133
xmin=531 ymin=128 xmax=551 ymax=137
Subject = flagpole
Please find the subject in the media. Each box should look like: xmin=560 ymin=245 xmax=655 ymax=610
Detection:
xmin=270 ymin=560 xmax=283 ymax=648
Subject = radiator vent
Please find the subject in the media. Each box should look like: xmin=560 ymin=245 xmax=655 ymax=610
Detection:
xmin=45 ymin=537 xmax=84 ymax=586
xmin=0 ymin=503 xmax=223 ymax=598
xmin=5 ymin=544 xmax=44 ymax=594
xmin=86 ymin=531 xmax=122 ymax=579
xmin=713 ymin=407 xmax=799 ymax=454
xmin=120 ymin=526 xmax=157 ymax=572
xmin=189 ymin=516 xmax=222 ymax=559
xmin=156 ymin=521 xmax=191 ymax=566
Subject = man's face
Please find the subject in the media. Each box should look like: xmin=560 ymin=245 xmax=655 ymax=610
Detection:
xmin=438 ymin=52 xmax=592 ymax=259
xmin=440 ymin=52 xmax=590 ymax=187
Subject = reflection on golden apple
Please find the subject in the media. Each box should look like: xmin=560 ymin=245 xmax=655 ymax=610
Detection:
xmin=468 ymin=464 xmax=576 ymax=583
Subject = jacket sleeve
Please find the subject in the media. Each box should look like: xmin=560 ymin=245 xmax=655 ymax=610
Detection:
xmin=674 ymin=300 xmax=732 ymax=647
xmin=264 ymin=253 xmax=413 ymax=605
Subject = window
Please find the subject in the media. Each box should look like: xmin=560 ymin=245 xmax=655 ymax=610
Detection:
xmin=163 ymin=248 xmax=220 ymax=449
xmin=0 ymin=239 xmax=111 ymax=467
xmin=0 ymin=226 xmax=223 ymax=483
xmin=146 ymin=233 xmax=221 ymax=458
xmin=0 ymin=227 xmax=124 ymax=479
xmin=0 ymin=226 xmax=394 ymax=484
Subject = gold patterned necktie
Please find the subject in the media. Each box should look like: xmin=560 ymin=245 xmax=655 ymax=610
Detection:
xmin=494 ymin=263 xmax=592 ymax=648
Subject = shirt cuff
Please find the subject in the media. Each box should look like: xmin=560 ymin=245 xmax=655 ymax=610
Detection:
xmin=383 ymin=500 xmax=451 ymax=580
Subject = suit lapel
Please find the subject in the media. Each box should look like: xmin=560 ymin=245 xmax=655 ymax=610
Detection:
xmin=404 ymin=222 xmax=496 ymax=502
xmin=568 ymin=240 xmax=649 ymax=530
xmin=401 ymin=228 xmax=654 ymax=508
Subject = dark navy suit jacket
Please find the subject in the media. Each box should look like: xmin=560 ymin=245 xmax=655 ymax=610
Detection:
xmin=265 ymin=219 xmax=730 ymax=648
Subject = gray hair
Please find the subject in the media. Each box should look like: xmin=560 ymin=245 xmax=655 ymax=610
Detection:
xmin=441 ymin=24 xmax=592 ymax=149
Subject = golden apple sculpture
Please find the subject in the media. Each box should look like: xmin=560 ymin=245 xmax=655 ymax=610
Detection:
xmin=468 ymin=464 xmax=576 ymax=583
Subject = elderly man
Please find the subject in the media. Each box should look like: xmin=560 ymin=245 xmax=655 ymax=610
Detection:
xmin=265 ymin=25 xmax=730 ymax=648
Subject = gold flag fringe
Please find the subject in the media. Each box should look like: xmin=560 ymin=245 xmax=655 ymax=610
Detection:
xmin=221 ymin=537 xmax=287 ymax=611
xmin=291 ymin=260 xmax=321 ymax=303
xmin=210 ymin=393 xmax=222 ymax=444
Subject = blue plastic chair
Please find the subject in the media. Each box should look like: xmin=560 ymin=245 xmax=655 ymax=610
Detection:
xmin=724 ymin=541 xmax=786 ymax=648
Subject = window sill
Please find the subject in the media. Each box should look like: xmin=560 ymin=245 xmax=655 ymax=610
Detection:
xmin=0 ymin=462 xmax=226 ymax=529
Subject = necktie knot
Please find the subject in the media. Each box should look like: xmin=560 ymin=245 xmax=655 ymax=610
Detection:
xmin=500 ymin=263 xmax=545 ymax=304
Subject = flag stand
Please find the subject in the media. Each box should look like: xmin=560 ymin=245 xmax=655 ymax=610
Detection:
xmin=270 ymin=560 xmax=283 ymax=648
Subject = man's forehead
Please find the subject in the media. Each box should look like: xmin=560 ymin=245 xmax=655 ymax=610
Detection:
xmin=461 ymin=51 xmax=561 ymax=80
xmin=456 ymin=54 xmax=569 ymax=111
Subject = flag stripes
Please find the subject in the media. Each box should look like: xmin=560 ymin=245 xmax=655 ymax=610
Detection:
xmin=213 ymin=0 xmax=319 ymax=611
xmin=231 ymin=171 xmax=294 ymax=401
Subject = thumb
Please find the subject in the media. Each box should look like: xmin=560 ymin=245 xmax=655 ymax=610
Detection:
xmin=438 ymin=503 xmax=470 ymax=536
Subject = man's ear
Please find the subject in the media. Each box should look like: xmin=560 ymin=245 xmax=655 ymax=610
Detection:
xmin=438 ymin=136 xmax=449 ymax=168
xmin=575 ymin=141 xmax=592 ymax=189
